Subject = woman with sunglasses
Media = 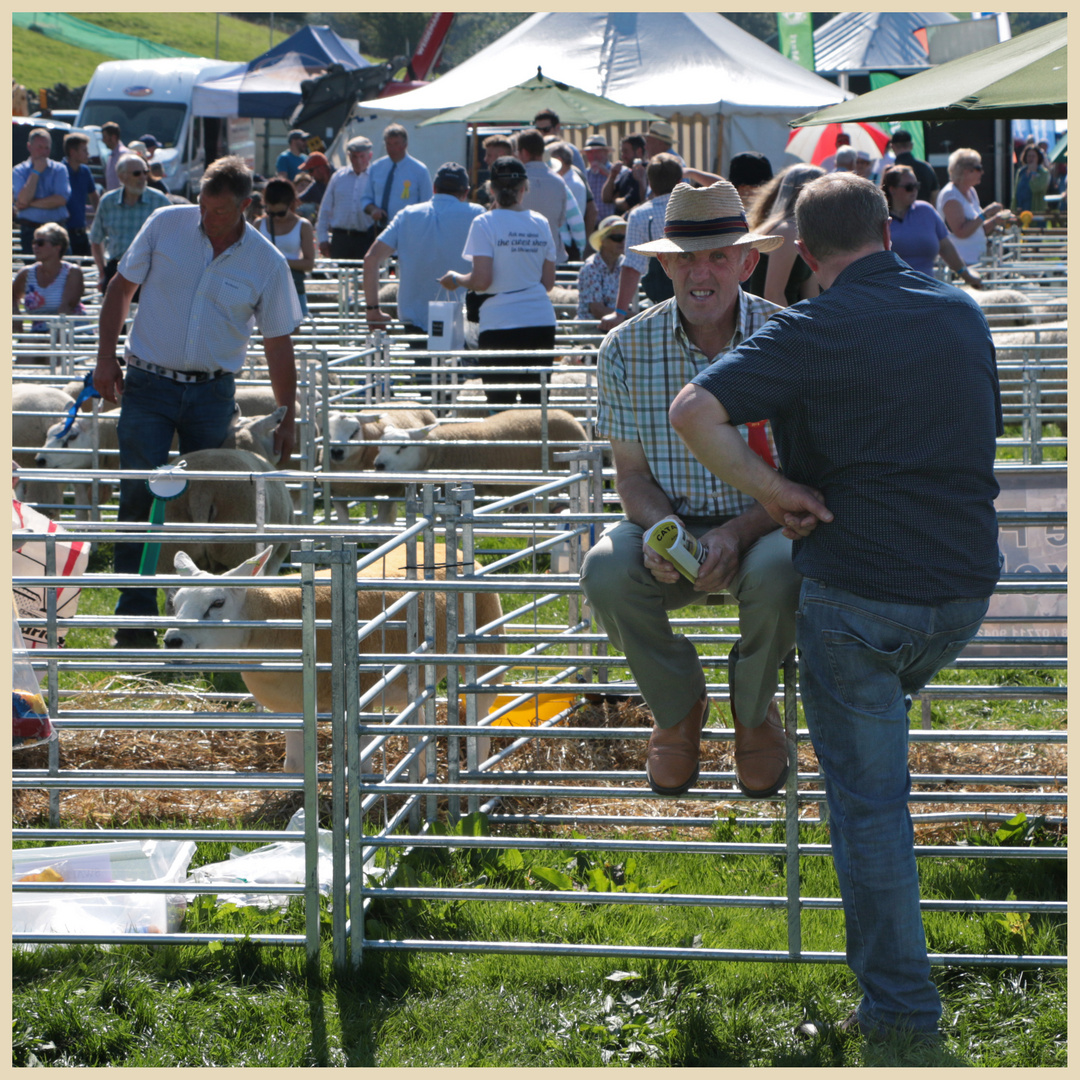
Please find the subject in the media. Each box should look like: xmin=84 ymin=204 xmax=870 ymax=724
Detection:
xmin=256 ymin=178 xmax=315 ymax=319
xmin=935 ymin=149 xmax=1009 ymax=267
xmin=575 ymin=215 xmax=626 ymax=320
xmin=882 ymin=165 xmax=982 ymax=288
xmin=12 ymin=223 xmax=86 ymax=335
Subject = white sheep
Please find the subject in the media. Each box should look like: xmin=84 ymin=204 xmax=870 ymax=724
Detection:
xmin=372 ymin=409 xmax=590 ymax=502
xmin=154 ymin=448 xmax=295 ymax=577
xmin=163 ymin=542 xmax=505 ymax=773
xmin=319 ymin=406 xmax=437 ymax=524
xmin=13 ymin=384 xmax=77 ymax=514
xmin=219 ymin=406 xmax=288 ymax=465
xmin=994 ymin=322 xmax=1068 ymax=436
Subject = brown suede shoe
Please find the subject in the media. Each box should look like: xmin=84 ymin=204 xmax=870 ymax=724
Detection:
xmin=728 ymin=641 xmax=790 ymax=797
xmin=645 ymin=691 xmax=709 ymax=796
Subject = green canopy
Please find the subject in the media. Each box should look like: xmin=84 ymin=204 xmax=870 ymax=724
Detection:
xmin=419 ymin=71 xmax=662 ymax=128
xmin=791 ymin=18 xmax=1066 ymax=126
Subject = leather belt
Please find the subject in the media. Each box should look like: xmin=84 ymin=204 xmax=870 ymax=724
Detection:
xmin=126 ymin=354 xmax=224 ymax=384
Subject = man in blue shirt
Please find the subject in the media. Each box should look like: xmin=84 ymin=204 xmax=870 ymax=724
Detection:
xmin=276 ymin=129 xmax=309 ymax=179
xmin=362 ymin=123 xmax=432 ymax=233
xmin=670 ymin=172 xmax=1002 ymax=1048
xmin=13 ymin=127 xmax=71 ymax=254
xmin=362 ymin=162 xmax=483 ymax=340
xmin=63 ymin=132 xmax=99 ymax=257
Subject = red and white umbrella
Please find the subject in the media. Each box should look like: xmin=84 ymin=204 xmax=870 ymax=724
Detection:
xmin=786 ymin=121 xmax=891 ymax=166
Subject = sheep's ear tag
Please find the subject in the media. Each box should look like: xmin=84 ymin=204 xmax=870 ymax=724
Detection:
xmin=146 ymin=462 xmax=190 ymax=501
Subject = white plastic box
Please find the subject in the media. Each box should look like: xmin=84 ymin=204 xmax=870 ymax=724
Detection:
xmin=12 ymin=839 xmax=197 ymax=939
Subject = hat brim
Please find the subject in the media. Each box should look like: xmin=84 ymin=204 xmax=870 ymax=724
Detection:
xmin=631 ymin=231 xmax=785 ymax=256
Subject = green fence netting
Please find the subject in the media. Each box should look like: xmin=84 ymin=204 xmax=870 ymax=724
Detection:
xmin=13 ymin=12 xmax=194 ymax=61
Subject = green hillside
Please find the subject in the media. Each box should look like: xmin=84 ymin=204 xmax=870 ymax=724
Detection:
xmin=12 ymin=12 xmax=306 ymax=92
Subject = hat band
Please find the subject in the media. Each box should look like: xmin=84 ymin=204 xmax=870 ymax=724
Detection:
xmin=664 ymin=214 xmax=749 ymax=240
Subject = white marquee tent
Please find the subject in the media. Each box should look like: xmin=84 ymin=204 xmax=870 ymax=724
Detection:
xmin=333 ymin=12 xmax=852 ymax=174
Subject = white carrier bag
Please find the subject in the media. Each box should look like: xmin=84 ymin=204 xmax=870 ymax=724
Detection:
xmin=427 ymin=287 xmax=465 ymax=352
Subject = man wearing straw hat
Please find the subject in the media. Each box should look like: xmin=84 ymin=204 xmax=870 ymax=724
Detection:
xmin=580 ymin=179 xmax=796 ymax=801
xmin=669 ymin=172 xmax=1001 ymax=1045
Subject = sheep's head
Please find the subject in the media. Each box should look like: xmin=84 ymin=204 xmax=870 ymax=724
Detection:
xmin=226 ymin=406 xmax=287 ymax=465
xmin=36 ymin=417 xmax=91 ymax=469
xmin=372 ymin=424 xmax=438 ymax=472
xmin=163 ymin=547 xmax=273 ymax=652
xmin=324 ymin=411 xmax=384 ymax=467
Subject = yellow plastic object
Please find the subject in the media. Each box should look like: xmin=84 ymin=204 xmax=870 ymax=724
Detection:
xmin=486 ymin=693 xmax=578 ymax=727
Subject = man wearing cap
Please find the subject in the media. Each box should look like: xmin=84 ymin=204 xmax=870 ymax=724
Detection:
xmin=362 ymin=124 xmax=433 ymax=233
xmin=669 ymin=171 xmax=1001 ymax=1046
xmin=93 ymin=155 xmax=302 ymax=651
xmin=645 ymin=121 xmax=686 ymax=166
xmin=575 ymin=216 xmax=625 ymax=319
xmin=363 ymin=162 xmax=483 ymax=339
xmin=317 ymin=136 xmax=376 ymax=260
xmin=90 ymin=152 xmax=171 ymax=292
xmin=583 ymin=135 xmax=615 ymax=219
xmin=276 ymin=129 xmax=309 ymax=180
xmin=890 ymin=128 xmax=938 ymax=206
xmin=580 ymin=180 xmax=797 ymax=800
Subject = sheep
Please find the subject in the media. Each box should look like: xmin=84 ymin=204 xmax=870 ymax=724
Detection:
xmin=372 ymin=409 xmax=590 ymax=503
xmin=319 ymin=406 xmax=437 ymax=524
xmin=959 ymin=287 xmax=1036 ymax=328
xmin=994 ymin=322 xmax=1068 ymax=437
xmin=154 ymin=448 xmax=295 ymax=577
xmin=219 ymin=406 xmax=288 ymax=465
xmin=163 ymin=542 xmax=505 ymax=773
xmin=13 ymin=384 xmax=77 ymax=514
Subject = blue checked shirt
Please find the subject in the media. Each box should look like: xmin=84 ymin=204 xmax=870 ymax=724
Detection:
xmin=118 ymin=204 xmax=302 ymax=375
xmin=597 ymin=289 xmax=781 ymax=519
xmin=12 ymin=158 xmax=71 ymax=224
xmin=89 ymin=186 xmax=171 ymax=262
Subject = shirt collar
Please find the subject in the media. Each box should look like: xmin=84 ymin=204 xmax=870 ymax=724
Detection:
xmin=831 ymin=248 xmax=901 ymax=288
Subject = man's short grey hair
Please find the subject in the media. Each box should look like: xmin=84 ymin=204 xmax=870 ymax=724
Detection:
xmin=547 ymin=141 xmax=572 ymax=166
xmin=117 ymin=152 xmax=146 ymax=178
xmin=834 ymin=146 xmax=858 ymax=170
xmin=795 ymin=172 xmax=888 ymax=262
xmin=27 ymin=127 xmax=51 ymax=145
xmin=383 ymin=123 xmax=408 ymax=143
xmin=200 ymin=155 xmax=254 ymax=202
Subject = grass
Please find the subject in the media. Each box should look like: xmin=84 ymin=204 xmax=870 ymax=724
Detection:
xmin=12 ymin=13 xmax=363 ymax=92
xmin=11 ymin=813 xmax=1066 ymax=1067
xmin=15 ymin=512 xmax=1066 ymax=1067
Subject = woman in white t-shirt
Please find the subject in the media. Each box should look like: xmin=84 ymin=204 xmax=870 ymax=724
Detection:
xmin=439 ymin=156 xmax=556 ymax=407
xmin=935 ymin=148 xmax=1010 ymax=267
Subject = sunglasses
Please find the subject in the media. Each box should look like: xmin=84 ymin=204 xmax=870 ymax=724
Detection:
xmin=267 ymin=209 xmax=288 ymax=217
xmin=608 ymin=234 xmax=626 ymax=243
xmin=31 ymin=238 xmax=55 ymax=246
xmin=968 ymin=165 xmax=984 ymax=172
xmin=895 ymin=183 xmax=918 ymax=192
xmin=535 ymin=125 xmax=552 ymax=134
xmin=127 ymin=170 xmax=147 ymax=177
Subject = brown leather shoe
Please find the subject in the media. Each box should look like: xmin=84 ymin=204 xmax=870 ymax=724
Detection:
xmin=645 ymin=692 xmax=709 ymax=796
xmin=729 ymin=641 xmax=789 ymax=797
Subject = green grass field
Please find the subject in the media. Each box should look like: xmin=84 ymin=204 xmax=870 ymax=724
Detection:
xmin=13 ymin=13 xmax=311 ymax=92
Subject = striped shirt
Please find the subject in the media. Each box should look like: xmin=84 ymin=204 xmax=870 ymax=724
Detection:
xmin=585 ymin=163 xmax=614 ymax=219
xmin=118 ymin=204 xmax=302 ymax=375
xmin=622 ymin=194 xmax=670 ymax=276
xmin=89 ymin=186 xmax=171 ymax=262
xmin=597 ymin=289 xmax=781 ymax=519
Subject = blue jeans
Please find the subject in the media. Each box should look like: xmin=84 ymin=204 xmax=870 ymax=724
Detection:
xmin=796 ymin=578 xmax=990 ymax=1036
xmin=114 ymin=366 xmax=237 ymax=618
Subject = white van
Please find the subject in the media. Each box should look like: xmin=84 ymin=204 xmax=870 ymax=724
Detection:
xmin=75 ymin=57 xmax=243 ymax=197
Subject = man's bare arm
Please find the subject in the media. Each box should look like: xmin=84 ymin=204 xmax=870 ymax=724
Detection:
xmin=93 ymin=273 xmax=139 ymax=403
xmin=263 ymin=334 xmax=298 ymax=467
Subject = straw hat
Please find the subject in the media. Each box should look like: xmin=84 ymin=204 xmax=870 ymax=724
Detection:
xmin=647 ymin=121 xmax=676 ymax=145
xmin=589 ymin=214 xmax=626 ymax=252
xmin=630 ymin=180 xmax=784 ymax=255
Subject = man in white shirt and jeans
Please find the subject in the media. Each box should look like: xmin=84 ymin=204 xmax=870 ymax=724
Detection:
xmin=93 ymin=155 xmax=302 ymax=649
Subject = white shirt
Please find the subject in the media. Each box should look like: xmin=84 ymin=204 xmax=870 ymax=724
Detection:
xmin=316 ymin=165 xmax=374 ymax=244
xmin=462 ymin=208 xmax=556 ymax=332
xmin=119 ymin=204 xmax=301 ymax=374
xmin=936 ymin=183 xmax=987 ymax=266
